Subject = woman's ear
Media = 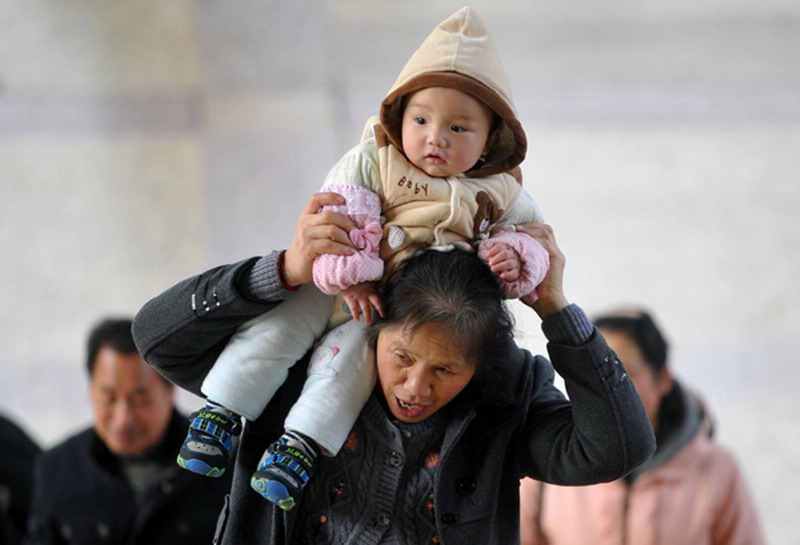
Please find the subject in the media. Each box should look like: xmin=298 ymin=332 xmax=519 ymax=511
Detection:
xmin=657 ymin=367 xmax=674 ymax=397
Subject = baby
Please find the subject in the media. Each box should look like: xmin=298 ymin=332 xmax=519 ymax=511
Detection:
xmin=177 ymin=7 xmax=550 ymax=511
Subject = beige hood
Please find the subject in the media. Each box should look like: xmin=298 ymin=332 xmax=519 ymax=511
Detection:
xmin=380 ymin=7 xmax=526 ymax=177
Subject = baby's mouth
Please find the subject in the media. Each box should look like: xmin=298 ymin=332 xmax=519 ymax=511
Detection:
xmin=425 ymin=153 xmax=444 ymax=163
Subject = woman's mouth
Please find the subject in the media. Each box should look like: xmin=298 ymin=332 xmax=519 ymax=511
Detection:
xmin=395 ymin=396 xmax=426 ymax=418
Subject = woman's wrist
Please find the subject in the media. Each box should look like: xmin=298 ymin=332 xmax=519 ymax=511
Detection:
xmin=530 ymin=293 xmax=569 ymax=320
xmin=277 ymin=250 xmax=300 ymax=292
xmin=241 ymin=251 xmax=295 ymax=302
xmin=541 ymin=304 xmax=593 ymax=346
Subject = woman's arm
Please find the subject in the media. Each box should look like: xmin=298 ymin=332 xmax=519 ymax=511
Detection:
xmin=132 ymin=193 xmax=355 ymax=395
xmin=515 ymin=222 xmax=655 ymax=484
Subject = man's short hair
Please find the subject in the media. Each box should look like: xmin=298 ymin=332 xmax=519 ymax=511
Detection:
xmin=86 ymin=317 xmax=137 ymax=377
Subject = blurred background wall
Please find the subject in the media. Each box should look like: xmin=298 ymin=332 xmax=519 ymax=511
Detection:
xmin=1 ymin=1 xmax=798 ymax=541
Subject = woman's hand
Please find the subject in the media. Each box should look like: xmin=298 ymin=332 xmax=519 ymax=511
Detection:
xmin=515 ymin=223 xmax=569 ymax=319
xmin=282 ymin=192 xmax=356 ymax=287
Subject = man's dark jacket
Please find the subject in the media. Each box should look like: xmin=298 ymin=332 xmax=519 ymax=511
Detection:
xmin=25 ymin=410 xmax=231 ymax=545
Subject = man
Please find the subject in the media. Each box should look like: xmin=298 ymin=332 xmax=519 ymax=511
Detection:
xmin=26 ymin=318 xmax=232 ymax=545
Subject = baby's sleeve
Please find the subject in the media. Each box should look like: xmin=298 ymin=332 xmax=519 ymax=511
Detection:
xmin=478 ymin=230 xmax=550 ymax=300
xmin=319 ymin=138 xmax=382 ymax=194
xmin=502 ymin=187 xmax=546 ymax=224
xmin=477 ymin=186 xmax=550 ymax=299
xmin=312 ymin=142 xmax=384 ymax=294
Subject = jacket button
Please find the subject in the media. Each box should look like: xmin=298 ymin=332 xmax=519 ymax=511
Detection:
xmin=455 ymin=477 xmax=476 ymax=496
xmin=388 ymin=451 xmax=403 ymax=467
xmin=441 ymin=512 xmax=459 ymax=524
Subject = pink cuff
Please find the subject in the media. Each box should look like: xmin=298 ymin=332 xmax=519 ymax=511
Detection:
xmin=312 ymin=185 xmax=384 ymax=294
xmin=477 ymin=231 xmax=550 ymax=300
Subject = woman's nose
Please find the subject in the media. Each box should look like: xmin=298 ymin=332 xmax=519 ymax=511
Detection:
xmin=404 ymin=368 xmax=432 ymax=398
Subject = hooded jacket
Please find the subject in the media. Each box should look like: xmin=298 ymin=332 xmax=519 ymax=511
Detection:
xmin=314 ymin=7 xmax=547 ymax=296
xmin=521 ymin=382 xmax=765 ymax=545
xmin=380 ymin=6 xmax=526 ymax=177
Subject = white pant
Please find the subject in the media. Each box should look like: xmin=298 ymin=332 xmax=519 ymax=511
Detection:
xmin=200 ymin=284 xmax=376 ymax=454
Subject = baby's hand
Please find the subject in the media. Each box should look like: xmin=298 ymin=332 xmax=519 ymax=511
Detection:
xmin=341 ymin=282 xmax=384 ymax=324
xmin=485 ymin=243 xmax=522 ymax=283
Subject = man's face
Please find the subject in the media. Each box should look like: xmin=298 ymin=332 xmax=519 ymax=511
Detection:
xmin=89 ymin=346 xmax=175 ymax=456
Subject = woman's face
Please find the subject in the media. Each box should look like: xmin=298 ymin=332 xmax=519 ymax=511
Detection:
xmin=601 ymin=329 xmax=672 ymax=432
xmin=376 ymin=322 xmax=476 ymax=423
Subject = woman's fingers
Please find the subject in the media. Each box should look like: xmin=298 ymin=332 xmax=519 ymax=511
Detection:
xmin=283 ymin=193 xmax=356 ymax=287
xmin=514 ymin=223 xmax=569 ymax=318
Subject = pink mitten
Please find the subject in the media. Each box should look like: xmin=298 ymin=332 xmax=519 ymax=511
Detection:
xmin=313 ymin=185 xmax=384 ymax=294
xmin=477 ymin=230 xmax=550 ymax=300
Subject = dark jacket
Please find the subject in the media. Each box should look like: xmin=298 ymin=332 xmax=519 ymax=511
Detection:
xmin=0 ymin=414 xmax=41 ymax=545
xmin=25 ymin=410 xmax=231 ymax=545
xmin=132 ymin=255 xmax=655 ymax=544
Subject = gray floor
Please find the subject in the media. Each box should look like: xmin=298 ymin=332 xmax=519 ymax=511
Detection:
xmin=1 ymin=1 xmax=798 ymax=542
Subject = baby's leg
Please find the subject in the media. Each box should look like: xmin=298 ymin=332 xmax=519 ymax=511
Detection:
xmin=250 ymin=320 xmax=375 ymax=509
xmin=177 ymin=284 xmax=333 ymax=478
xmin=284 ymin=319 xmax=375 ymax=453
xmin=201 ymin=283 xmax=334 ymax=420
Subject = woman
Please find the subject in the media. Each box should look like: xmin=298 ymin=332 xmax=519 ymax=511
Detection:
xmin=132 ymin=193 xmax=655 ymax=544
xmin=520 ymin=309 xmax=764 ymax=545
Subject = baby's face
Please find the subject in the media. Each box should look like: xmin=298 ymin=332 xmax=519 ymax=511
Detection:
xmin=401 ymin=87 xmax=494 ymax=178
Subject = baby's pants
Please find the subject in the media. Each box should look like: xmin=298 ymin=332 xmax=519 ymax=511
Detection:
xmin=201 ymin=284 xmax=376 ymax=454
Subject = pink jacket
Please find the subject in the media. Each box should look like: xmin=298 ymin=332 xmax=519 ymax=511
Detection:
xmin=520 ymin=395 xmax=764 ymax=545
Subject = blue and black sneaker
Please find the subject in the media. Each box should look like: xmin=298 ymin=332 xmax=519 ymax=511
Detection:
xmin=177 ymin=404 xmax=241 ymax=478
xmin=250 ymin=430 xmax=319 ymax=510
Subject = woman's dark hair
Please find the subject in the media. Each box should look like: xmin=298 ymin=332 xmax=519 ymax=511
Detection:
xmin=367 ymin=248 xmax=514 ymax=374
xmin=592 ymin=309 xmax=669 ymax=374
xmin=86 ymin=317 xmax=137 ymax=376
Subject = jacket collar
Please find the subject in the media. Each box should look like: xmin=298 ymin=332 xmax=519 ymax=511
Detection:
xmin=626 ymin=380 xmax=708 ymax=482
xmin=89 ymin=409 xmax=187 ymax=474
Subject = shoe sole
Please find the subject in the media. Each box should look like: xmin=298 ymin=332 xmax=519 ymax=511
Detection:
xmin=250 ymin=476 xmax=296 ymax=510
xmin=177 ymin=455 xmax=226 ymax=478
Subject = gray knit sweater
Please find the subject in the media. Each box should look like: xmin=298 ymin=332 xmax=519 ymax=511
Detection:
xmin=293 ymin=397 xmax=448 ymax=544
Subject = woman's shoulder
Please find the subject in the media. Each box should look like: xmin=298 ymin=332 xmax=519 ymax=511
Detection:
xmin=475 ymin=346 xmax=559 ymax=409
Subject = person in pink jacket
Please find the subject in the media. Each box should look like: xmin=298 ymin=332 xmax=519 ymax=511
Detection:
xmin=520 ymin=308 xmax=765 ymax=545
xmin=176 ymin=7 xmax=551 ymax=512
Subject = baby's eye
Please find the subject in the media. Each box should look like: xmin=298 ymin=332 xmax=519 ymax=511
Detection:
xmin=414 ymin=117 xmax=427 ymax=125
xmin=450 ymin=125 xmax=465 ymax=133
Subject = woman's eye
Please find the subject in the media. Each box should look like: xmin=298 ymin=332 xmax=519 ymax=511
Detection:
xmin=437 ymin=367 xmax=453 ymax=375
xmin=394 ymin=352 xmax=411 ymax=364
